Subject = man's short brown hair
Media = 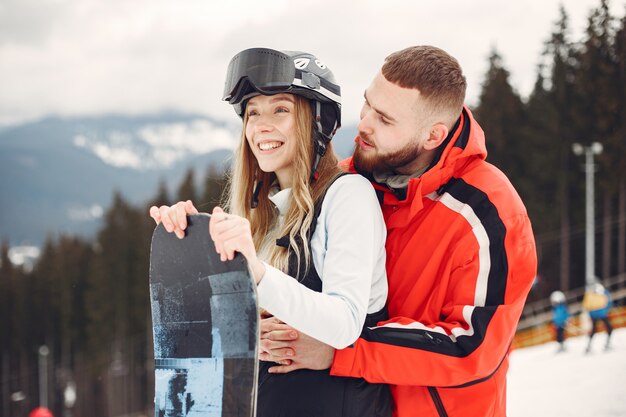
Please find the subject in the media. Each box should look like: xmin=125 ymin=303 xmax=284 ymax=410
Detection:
xmin=382 ymin=45 xmax=466 ymax=123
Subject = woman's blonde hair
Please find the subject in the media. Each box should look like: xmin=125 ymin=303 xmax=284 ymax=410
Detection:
xmin=225 ymin=94 xmax=341 ymax=275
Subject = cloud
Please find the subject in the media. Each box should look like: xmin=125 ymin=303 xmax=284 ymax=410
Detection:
xmin=0 ymin=0 xmax=620 ymax=127
xmin=0 ymin=0 xmax=70 ymax=46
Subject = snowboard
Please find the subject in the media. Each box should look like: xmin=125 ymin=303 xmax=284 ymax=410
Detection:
xmin=149 ymin=213 xmax=259 ymax=417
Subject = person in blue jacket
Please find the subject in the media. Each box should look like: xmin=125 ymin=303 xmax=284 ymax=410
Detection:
xmin=583 ymin=282 xmax=614 ymax=353
xmin=550 ymin=290 xmax=569 ymax=352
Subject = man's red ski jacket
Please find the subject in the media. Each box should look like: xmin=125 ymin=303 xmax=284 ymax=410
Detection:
xmin=334 ymin=107 xmax=537 ymax=417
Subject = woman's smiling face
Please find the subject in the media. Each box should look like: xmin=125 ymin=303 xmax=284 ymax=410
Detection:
xmin=245 ymin=93 xmax=298 ymax=189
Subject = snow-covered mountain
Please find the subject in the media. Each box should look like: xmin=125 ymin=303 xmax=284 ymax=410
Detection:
xmin=0 ymin=113 xmax=357 ymax=247
xmin=72 ymin=118 xmax=237 ymax=170
xmin=0 ymin=113 xmax=235 ymax=246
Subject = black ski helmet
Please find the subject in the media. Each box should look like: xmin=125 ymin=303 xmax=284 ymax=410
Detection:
xmin=222 ymin=47 xmax=342 ymax=142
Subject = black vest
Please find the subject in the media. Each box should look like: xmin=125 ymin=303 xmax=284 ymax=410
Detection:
xmin=256 ymin=174 xmax=393 ymax=417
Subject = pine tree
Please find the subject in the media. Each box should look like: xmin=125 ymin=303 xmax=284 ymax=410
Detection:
xmin=613 ymin=8 xmax=626 ymax=277
xmin=474 ymin=48 xmax=527 ymax=192
xmin=0 ymin=243 xmax=14 ymax=404
xmin=574 ymin=0 xmax=620 ymax=281
xmin=200 ymin=164 xmax=227 ymax=213
xmin=83 ymin=190 xmax=152 ymax=415
xmin=524 ymin=67 xmax=562 ymax=297
xmin=540 ymin=5 xmax=581 ymax=292
xmin=149 ymin=179 xmax=170 ymax=208
xmin=176 ymin=167 xmax=198 ymax=203
xmin=2 ymin=241 xmax=37 ymax=413
xmin=0 ymin=243 xmax=12 ymax=349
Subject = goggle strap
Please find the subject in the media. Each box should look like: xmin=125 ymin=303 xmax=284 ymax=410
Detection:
xmin=314 ymin=101 xmax=325 ymax=139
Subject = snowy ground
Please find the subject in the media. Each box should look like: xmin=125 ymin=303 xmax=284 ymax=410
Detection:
xmin=508 ymin=327 xmax=626 ymax=417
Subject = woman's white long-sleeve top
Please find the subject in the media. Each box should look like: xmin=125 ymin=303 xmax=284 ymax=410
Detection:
xmin=257 ymin=174 xmax=388 ymax=349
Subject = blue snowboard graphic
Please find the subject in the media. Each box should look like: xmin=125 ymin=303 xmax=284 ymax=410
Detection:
xmin=150 ymin=214 xmax=258 ymax=417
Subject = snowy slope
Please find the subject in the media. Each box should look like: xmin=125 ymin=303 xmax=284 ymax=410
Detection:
xmin=508 ymin=327 xmax=626 ymax=417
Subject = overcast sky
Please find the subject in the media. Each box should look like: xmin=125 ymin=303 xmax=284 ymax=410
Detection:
xmin=1 ymin=0 xmax=624 ymax=127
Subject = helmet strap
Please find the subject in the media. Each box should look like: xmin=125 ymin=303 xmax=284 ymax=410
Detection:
xmin=310 ymin=101 xmax=335 ymax=181
xmin=311 ymin=138 xmax=326 ymax=181
xmin=251 ymin=179 xmax=263 ymax=209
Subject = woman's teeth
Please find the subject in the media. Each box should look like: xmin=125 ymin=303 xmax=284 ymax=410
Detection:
xmin=259 ymin=142 xmax=283 ymax=151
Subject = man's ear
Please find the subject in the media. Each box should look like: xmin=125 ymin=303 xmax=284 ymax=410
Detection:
xmin=423 ymin=123 xmax=449 ymax=151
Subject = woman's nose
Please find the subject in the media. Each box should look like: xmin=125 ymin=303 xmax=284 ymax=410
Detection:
xmin=254 ymin=115 xmax=274 ymax=133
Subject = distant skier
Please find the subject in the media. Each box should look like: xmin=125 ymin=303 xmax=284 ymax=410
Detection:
xmin=582 ymin=282 xmax=614 ymax=353
xmin=550 ymin=290 xmax=569 ymax=352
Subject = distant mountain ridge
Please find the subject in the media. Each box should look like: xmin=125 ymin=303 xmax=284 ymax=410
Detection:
xmin=0 ymin=112 xmax=357 ymax=246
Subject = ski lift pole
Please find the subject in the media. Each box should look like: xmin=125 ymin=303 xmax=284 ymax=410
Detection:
xmin=572 ymin=142 xmax=603 ymax=287
xmin=38 ymin=346 xmax=49 ymax=408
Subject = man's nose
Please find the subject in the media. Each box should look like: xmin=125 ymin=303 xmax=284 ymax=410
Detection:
xmin=358 ymin=112 xmax=373 ymax=136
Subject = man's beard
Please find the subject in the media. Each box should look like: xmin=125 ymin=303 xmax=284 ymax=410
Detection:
xmin=353 ymin=133 xmax=423 ymax=175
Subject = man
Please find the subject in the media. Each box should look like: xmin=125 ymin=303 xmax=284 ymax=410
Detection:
xmin=260 ymin=45 xmax=537 ymax=417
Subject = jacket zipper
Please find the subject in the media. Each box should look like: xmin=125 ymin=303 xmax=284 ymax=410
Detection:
xmin=449 ymin=344 xmax=510 ymax=388
xmin=427 ymin=387 xmax=449 ymax=417
xmin=424 ymin=348 xmax=509 ymax=416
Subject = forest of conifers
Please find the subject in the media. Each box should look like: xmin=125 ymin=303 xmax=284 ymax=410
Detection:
xmin=1 ymin=2 xmax=625 ymax=416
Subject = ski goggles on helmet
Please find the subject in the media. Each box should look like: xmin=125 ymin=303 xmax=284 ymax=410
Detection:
xmin=222 ymin=48 xmax=341 ymax=117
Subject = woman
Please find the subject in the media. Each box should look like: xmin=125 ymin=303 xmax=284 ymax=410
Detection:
xmin=150 ymin=47 xmax=391 ymax=417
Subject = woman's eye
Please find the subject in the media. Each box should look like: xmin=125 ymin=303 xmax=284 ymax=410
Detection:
xmin=275 ymin=106 xmax=289 ymax=113
xmin=247 ymin=110 xmax=258 ymax=117
xmin=380 ymin=116 xmax=390 ymax=125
